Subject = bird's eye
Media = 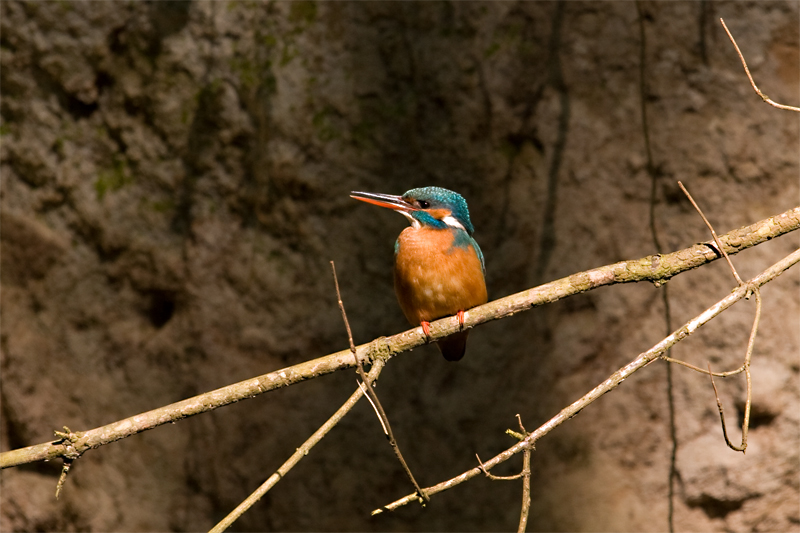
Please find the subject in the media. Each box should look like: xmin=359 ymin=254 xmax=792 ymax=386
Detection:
xmin=418 ymin=200 xmax=430 ymax=209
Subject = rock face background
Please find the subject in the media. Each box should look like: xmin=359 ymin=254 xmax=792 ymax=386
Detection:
xmin=1 ymin=1 xmax=798 ymax=531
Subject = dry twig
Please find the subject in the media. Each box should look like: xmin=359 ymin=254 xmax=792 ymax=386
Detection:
xmin=515 ymin=415 xmax=532 ymax=533
xmin=707 ymin=288 xmax=761 ymax=453
xmin=209 ymin=358 xmax=386 ymax=533
xmin=51 ymin=427 xmax=80 ymax=499
xmin=330 ymin=261 xmax=428 ymax=504
xmin=664 ymin=182 xmax=760 ymax=453
xmin=54 ymin=459 xmax=72 ymax=500
xmin=518 ymin=448 xmax=531 ymax=533
xmin=677 ymin=181 xmax=743 ymax=284
xmin=720 ymin=18 xmax=800 ymax=113
xmin=474 ymin=415 xmax=532 ymax=532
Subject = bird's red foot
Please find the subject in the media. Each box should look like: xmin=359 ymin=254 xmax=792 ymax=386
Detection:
xmin=421 ymin=321 xmax=431 ymax=340
xmin=457 ymin=310 xmax=465 ymax=330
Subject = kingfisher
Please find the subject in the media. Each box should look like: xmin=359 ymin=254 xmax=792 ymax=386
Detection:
xmin=350 ymin=186 xmax=488 ymax=361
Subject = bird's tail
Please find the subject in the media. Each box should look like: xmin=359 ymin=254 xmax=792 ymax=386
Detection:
xmin=436 ymin=331 xmax=470 ymax=362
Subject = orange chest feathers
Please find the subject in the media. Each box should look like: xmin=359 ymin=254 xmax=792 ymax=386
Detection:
xmin=393 ymin=226 xmax=488 ymax=325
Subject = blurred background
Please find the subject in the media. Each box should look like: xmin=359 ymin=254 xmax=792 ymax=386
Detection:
xmin=1 ymin=1 xmax=798 ymax=531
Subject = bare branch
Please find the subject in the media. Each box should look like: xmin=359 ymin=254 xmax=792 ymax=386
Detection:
xmin=707 ymin=288 xmax=761 ymax=454
xmin=708 ymin=364 xmax=738 ymax=452
xmin=669 ymin=181 xmax=759 ymax=452
xmin=662 ymin=356 xmax=744 ymax=377
xmin=358 ymin=381 xmax=388 ymax=435
xmin=720 ymin=18 xmax=800 ymax=113
xmin=54 ymin=459 xmax=73 ymax=500
xmin=678 ymin=181 xmax=743 ymax=285
xmin=330 ymin=261 xmax=428 ymax=504
xmin=663 ymin=287 xmax=761 ymax=382
xmin=51 ymin=427 xmax=80 ymax=498
xmin=518 ymin=448 xmax=531 ymax=533
xmin=375 ymin=248 xmax=800 ymax=513
xmin=474 ymin=416 xmax=532 ymax=486
xmin=209 ymin=358 xmax=386 ymax=533
xmin=475 ymin=453 xmax=525 ymax=481
xmin=2 ymin=207 xmax=798 ymax=471
xmin=516 ymin=415 xmax=531 ymax=533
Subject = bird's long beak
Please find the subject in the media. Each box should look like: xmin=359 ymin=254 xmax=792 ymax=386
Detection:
xmin=350 ymin=191 xmax=417 ymax=213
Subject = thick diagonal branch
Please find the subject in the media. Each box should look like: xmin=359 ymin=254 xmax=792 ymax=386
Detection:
xmin=2 ymin=207 xmax=798 ymax=470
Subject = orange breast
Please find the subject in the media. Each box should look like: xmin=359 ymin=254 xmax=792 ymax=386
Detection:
xmin=393 ymin=226 xmax=488 ymax=325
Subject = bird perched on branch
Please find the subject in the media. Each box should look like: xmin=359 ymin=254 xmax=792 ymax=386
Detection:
xmin=351 ymin=186 xmax=488 ymax=361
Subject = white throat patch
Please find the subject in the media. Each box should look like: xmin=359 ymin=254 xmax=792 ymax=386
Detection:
xmin=400 ymin=211 xmax=421 ymax=229
xmin=442 ymin=215 xmax=466 ymax=231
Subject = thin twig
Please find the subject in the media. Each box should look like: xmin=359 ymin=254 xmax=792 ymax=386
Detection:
xmin=518 ymin=449 xmax=531 ymax=533
xmin=738 ymin=288 xmax=761 ymax=452
xmin=707 ymin=363 xmax=739 ymax=451
xmin=475 ymin=416 xmax=533 ymax=486
xmin=515 ymin=414 xmax=526 ymax=432
xmin=720 ymin=18 xmax=800 ymax=113
xmin=665 ymin=286 xmax=760 ymax=380
xmin=208 ymin=358 xmax=386 ymax=533
xmin=52 ymin=426 xmax=80 ymax=498
xmin=475 ymin=453 xmax=524 ymax=481
xmin=675 ymin=180 xmax=762 ymax=454
xmin=374 ymin=248 xmax=800 ymax=513
xmin=330 ymin=261 xmax=428 ymax=504
xmin=358 ymin=380 xmax=388 ymax=435
xmin=678 ymin=181 xmax=742 ymax=285
xmin=707 ymin=289 xmax=761 ymax=454
xmin=516 ymin=415 xmax=531 ymax=533
xmin=54 ymin=459 xmax=73 ymax=499
xmin=662 ymin=356 xmax=744 ymax=377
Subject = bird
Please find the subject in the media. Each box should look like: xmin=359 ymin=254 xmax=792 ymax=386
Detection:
xmin=350 ymin=186 xmax=488 ymax=361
